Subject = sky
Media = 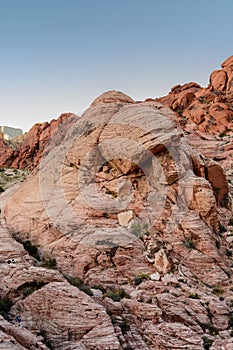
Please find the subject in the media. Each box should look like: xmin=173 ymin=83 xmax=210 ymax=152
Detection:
xmin=0 ymin=0 xmax=233 ymax=132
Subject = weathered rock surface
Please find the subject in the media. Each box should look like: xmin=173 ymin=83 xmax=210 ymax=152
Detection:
xmin=0 ymin=316 xmax=49 ymax=349
xmin=0 ymin=78 xmax=233 ymax=349
xmin=10 ymin=282 xmax=121 ymax=350
xmin=0 ymin=113 xmax=77 ymax=170
xmin=156 ymin=55 xmax=233 ymax=135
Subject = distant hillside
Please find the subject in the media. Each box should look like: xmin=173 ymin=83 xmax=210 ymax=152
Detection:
xmin=0 ymin=126 xmax=23 ymax=140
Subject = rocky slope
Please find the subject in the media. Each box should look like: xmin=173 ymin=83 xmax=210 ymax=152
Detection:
xmin=155 ymin=56 xmax=233 ymax=135
xmin=0 ymin=60 xmax=233 ymax=349
xmin=0 ymin=113 xmax=77 ymax=170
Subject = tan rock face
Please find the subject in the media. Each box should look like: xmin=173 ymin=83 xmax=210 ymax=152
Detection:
xmin=0 ymin=316 xmax=49 ymax=350
xmin=118 ymin=210 xmax=134 ymax=226
xmin=153 ymin=248 xmax=171 ymax=274
xmin=91 ymin=90 xmax=135 ymax=106
xmin=10 ymin=282 xmax=121 ymax=350
xmin=1 ymin=84 xmax=233 ymax=349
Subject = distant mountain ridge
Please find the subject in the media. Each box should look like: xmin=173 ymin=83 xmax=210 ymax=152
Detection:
xmin=0 ymin=126 xmax=23 ymax=140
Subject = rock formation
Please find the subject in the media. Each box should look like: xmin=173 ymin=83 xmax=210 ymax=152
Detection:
xmin=0 ymin=113 xmax=77 ymax=170
xmin=1 ymin=60 xmax=233 ymax=349
xmin=156 ymin=55 xmax=233 ymax=135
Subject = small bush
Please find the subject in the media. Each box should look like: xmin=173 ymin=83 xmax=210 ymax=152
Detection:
xmin=22 ymin=286 xmax=35 ymax=297
xmin=119 ymin=319 xmax=130 ymax=334
xmin=65 ymin=276 xmax=93 ymax=296
xmin=212 ymin=286 xmax=224 ymax=296
xmin=41 ymin=258 xmax=57 ymax=269
xmin=22 ymin=240 xmax=40 ymax=261
xmin=198 ymin=321 xmax=219 ymax=335
xmin=226 ymin=249 xmax=233 ymax=257
xmin=20 ymin=281 xmax=46 ymax=298
xmin=130 ymin=222 xmax=149 ymax=239
xmin=146 ymin=297 xmax=152 ymax=304
xmin=162 ymin=289 xmax=169 ymax=293
xmin=91 ymin=285 xmax=106 ymax=293
xmin=133 ymin=272 xmax=150 ymax=286
xmin=219 ymin=223 xmax=227 ymax=233
xmin=103 ymin=288 xmax=130 ymax=302
xmin=183 ymin=237 xmax=196 ymax=249
xmin=189 ymin=293 xmax=200 ymax=299
xmin=219 ymin=131 xmax=227 ymax=138
xmin=198 ymin=96 xmax=210 ymax=104
xmin=203 ymin=336 xmax=214 ymax=350
xmin=0 ymin=296 xmax=13 ymax=319
xmin=229 ymin=218 xmax=233 ymax=226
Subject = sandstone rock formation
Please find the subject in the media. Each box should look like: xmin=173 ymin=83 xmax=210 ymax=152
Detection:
xmin=0 ymin=113 xmax=77 ymax=170
xmin=156 ymin=55 xmax=233 ymax=135
xmin=1 ymin=85 xmax=233 ymax=349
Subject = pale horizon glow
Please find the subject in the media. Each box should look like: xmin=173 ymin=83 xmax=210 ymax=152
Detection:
xmin=1 ymin=0 xmax=233 ymax=132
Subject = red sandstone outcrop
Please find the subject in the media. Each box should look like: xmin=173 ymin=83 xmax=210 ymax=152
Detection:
xmin=156 ymin=55 xmax=233 ymax=135
xmin=1 ymin=89 xmax=233 ymax=349
xmin=1 ymin=57 xmax=233 ymax=171
xmin=0 ymin=113 xmax=77 ymax=170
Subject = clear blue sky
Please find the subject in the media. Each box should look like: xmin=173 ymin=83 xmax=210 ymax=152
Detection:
xmin=1 ymin=0 xmax=233 ymax=131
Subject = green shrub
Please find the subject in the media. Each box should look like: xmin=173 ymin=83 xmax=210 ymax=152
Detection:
xmin=198 ymin=321 xmax=219 ymax=335
xmin=0 ymin=296 xmax=13 ymax=319
xmin=162 ymin=289 xmax=169 ymax=293
xmin=65 ymin=276 xmax=93 ymax=296
xmin=212 ymin=286 xmax=224 ymax=296
xmin=41 ymin=258 xmax=57 ymax=269
xmin=183 ymin=237 xmax=196 ymax=249
xmin=198 ymin=96 xmax=210 ymax=104
xmin=226 ymin=249 xmax=232 ymax=257
xmin=219 ymin=131 xmax=227 ymax=138
xmin=130 ymin=222 xmax=149 ymax=239
xmin=119 ymin=319 xmax=130 ymax=334
xmin=188 ymin=293 xmax=200 ymax=299
xmin=203 ymin=336 xmax=214 ymax=350
xmin=91 ymin=285 xmax=106 ymax=293
xmin=133 ymin=272 xmax=150 ymax=286
xmin=219 ymin=223 xmax=227 ymax=233
xmin=229 ymin=217 xmax=233 ymax=226
xmin=20 ymin=281 xmax=46 ymax=298
xmin=103 ymin=288 xmax=130 ymax=302
xmin=22 ymin=240 xmax=40 ymax=261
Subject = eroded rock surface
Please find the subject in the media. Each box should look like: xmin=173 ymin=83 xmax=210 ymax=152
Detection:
xmin=0 ymin=84 xmax=233 ymax=350
xmin=156 ymin=55 xmax=233 ymax=135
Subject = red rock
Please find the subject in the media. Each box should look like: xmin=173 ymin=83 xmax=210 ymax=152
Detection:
xmin=0 ymin=113 xmax=77 ymax=170
xmin=1 ymin=59 xmax=233 ymax=349
xmin=155 ymin=55 xmax=233 ymax=135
